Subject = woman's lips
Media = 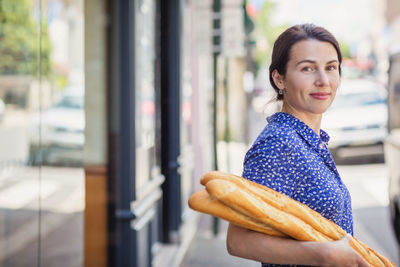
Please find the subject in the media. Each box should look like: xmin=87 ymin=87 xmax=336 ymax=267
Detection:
xmin=310 ymin=92 xmax=330 ymax=100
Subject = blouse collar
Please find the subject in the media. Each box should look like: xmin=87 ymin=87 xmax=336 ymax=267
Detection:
xmin=267 ymin=112 xmax=330 ymax=150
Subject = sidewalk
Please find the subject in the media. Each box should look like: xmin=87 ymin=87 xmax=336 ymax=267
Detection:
xmin=181 ymin=215 xmax=260 ymax=267
xmin=181 ymin=141 xmax=259 ymax=266
xmin=181 ymin=141 xmax=256 ymax=266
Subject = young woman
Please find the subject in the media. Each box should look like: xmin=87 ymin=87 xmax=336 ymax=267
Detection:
xmin=226 ymin=24 xmax=369 ymax=267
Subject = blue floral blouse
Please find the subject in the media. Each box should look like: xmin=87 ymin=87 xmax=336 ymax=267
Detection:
xmin=242 ymin=112 xmax=353 ymax=267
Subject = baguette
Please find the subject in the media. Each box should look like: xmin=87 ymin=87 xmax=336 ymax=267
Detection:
xmin=201 ymin=171 xmax=343 ymax=240
xmin=201 ymin=172 xmax=394 ymax=267
xmin=205 ymin=179 xmax=332 ymax=242
xmin=188 ymin=190 xmax=287 ymax=238
xmin=350 ymin=238 xmax=395 ymax=267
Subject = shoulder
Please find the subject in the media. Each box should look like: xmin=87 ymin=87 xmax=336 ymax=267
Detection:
xmin=249 ymin=121 xmax=300 ymax=155
xmin=242 ymin=124 xmax=307 ymax=196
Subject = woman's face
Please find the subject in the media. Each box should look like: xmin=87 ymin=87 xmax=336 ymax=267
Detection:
xmin=273 ymin=39 xmax=340 ymax=117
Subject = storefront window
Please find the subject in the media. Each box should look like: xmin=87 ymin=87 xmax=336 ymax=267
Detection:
xmin=40 ymin=1 xmax=84 ymax=265
xmin=0 ymin=0 xmax=84 ymax=265
xmin=0 ymin=1 xmax=41 ymax=264
xmin=180 ymin=1 xmax=194 ymax=218
xmin=135 ymin=0 xmax=158 ymax=192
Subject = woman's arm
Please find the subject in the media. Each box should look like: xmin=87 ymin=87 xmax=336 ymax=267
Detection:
xmin=226 ymin=223 xmax=369 ymax=267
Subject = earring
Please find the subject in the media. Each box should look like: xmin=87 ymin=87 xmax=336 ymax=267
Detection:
xmin=278 ymin=89 xmax=283 ymax=95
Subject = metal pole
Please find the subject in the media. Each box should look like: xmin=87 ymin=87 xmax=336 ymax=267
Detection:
xmin=160 ymin=0 xmax=182 ymax=242
xmin=224 ymin=58 xmax=230 ymax=173
xmin=116 ymin=0 xmax=136 ymax=265
xmin=212 ymin=0 xmax=221 ymax=237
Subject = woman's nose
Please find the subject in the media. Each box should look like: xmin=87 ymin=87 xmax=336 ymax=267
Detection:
xmin=315 ymin=71 xmax=329 ymax=87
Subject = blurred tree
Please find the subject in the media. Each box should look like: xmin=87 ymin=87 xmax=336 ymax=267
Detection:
xmin=250 ymin=2 xmax=352 ymax=71
xmin=339 ymin=41 xmax=352 ymax=59
xmin=251 ymin=0 xmax=288 ymax=71
xmin=0 ymin=0 xmax=51 ymax=76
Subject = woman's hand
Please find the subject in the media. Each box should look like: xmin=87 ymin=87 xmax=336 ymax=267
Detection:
xmin=321 ymin=234 xmax=370 ymax=267
xmin=227 ymin=223 xmax=371 ymax=266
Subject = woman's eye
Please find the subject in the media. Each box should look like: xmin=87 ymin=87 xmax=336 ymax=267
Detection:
xmin=302 ymin=66 xmax=313 ymax=72
xmin=326 ymin=65 xmax=337 ymax=71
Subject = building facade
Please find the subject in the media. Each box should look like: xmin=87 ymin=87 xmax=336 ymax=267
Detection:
xmin=0 ymin=0 xmax=248 ymax=266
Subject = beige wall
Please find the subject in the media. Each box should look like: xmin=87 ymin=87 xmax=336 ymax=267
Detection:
xmin=84 ymin=0 xmax=108 ymax=165
xmin=216 ymin=57 xmax=247 ymax=143
xmin=387 ymin=0 xmax=400 ymax=24
xmin=387 ymin=0 xmax=400 ymax=55
xmin=84 ymin=1 xmax=109 ymax=267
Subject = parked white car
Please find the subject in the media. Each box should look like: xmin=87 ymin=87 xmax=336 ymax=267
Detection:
xmin=322 ymin=79 xmax=388 ymax=160
xmin=29 ymin=86 xmax=85 ymax=166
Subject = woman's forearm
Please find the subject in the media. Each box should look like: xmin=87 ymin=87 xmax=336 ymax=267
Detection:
xmin=227 ymin=223 xmax=327 ymax=266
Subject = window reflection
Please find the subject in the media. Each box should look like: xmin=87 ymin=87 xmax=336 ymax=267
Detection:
xmin=0 ymin=0 xmax=84 ymax=266
xmin=0 ymin=0 xmax=41 ymax=264
xmin=29 ymin=86 xmax=85 ymax=166
xmin=180 ymin=2 xmax=194 ymax=218
xmin=135 ymin=0 xmax=158 ymax=191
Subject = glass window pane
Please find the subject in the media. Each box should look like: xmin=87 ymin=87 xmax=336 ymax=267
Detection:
xmin=39 ymin=0 xmax=84 ymax=266
xmin=135 ymin=0 xmax=158 ymax=192
xmin=180 ymin=2 xmax=194 ymax=217
xmin=0 ymin=0 xmax=40 ymax=265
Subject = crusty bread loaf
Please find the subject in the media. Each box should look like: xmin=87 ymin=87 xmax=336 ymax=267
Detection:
xmin=205 ymin=179 xmax=332 ymax=242
xmin=350 ymin=237 xmax=395 ymax=267
xmin=196 ymin=171 xmax=395 ymax=267
xmin=201 ymin=171 xmax=344 ymax=240
xmin=188 ymin=190 xmax=287 ymax=238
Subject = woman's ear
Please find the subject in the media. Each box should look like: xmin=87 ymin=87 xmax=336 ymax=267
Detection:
xmin=272 ymin=70 xmax=285 ymax=90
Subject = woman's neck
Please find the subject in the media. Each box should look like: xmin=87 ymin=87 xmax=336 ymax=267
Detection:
xmin=281 ymin=106 xmax=322 ymax=134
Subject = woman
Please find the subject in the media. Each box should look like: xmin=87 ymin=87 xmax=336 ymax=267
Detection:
xmin=226 ymin=24 xmax=369 ymax=267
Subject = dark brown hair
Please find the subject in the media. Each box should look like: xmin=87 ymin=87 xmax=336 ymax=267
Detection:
xmin=269 ymin=24 xmax=342 ymax=100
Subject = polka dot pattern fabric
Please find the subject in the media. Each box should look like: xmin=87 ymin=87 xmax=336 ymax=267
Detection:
xmin=242 ymin=112 xmax=353 ymax=267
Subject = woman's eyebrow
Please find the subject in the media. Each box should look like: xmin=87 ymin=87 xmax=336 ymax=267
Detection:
xmin=326 ymin=59 xmax=339 ymax=64
xmin=296 ymin=59 xmax=316 ymax=66
xmin=296 ymin=59 xmax=338 ymax=66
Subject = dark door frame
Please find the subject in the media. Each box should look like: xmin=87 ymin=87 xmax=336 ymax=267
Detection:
xmin=159 ymin=0 xmax=182 ymax=243
xmin=107 ymin=0 xmax=183 ymax=265
xmin=107 ymin=0 xmax=137 ymax=266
